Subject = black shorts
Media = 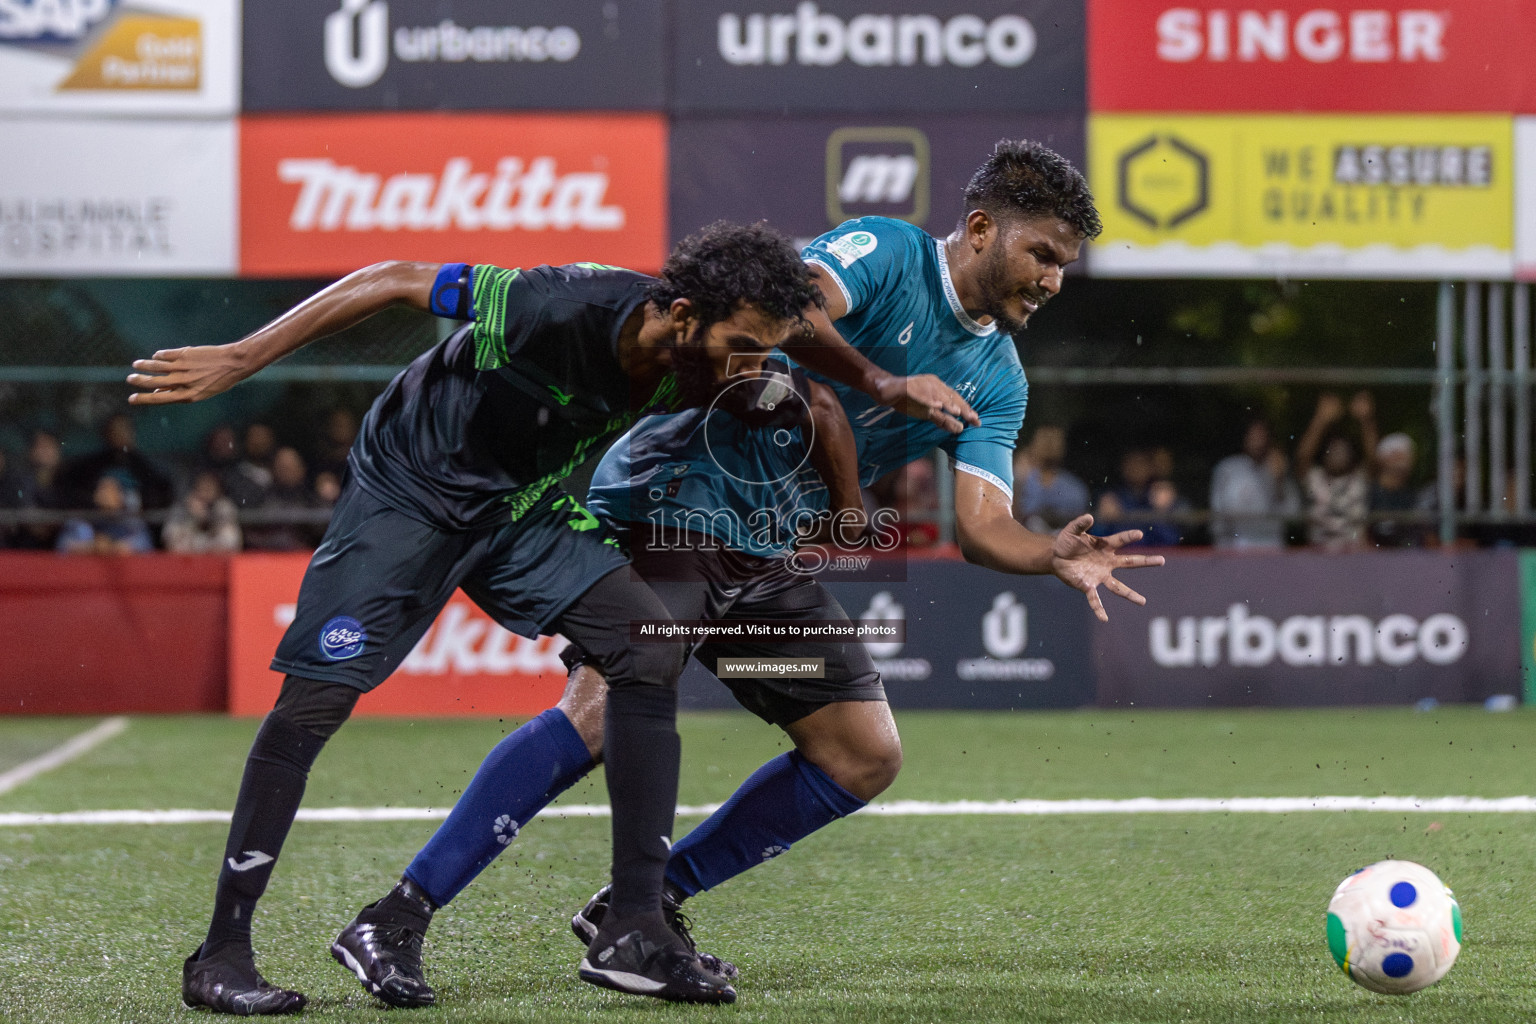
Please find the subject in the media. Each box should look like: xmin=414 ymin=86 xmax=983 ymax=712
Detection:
xmin=272 ymin=480 xmax=630 ymax=691
xmin=567 ymin=528 xmax=886 ymax=727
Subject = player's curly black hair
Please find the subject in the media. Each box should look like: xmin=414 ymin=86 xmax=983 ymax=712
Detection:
xmin=964 ymin=139 xmax=1102 ymax=240
xmin=647 ymin=220 xmax=823 ymax=331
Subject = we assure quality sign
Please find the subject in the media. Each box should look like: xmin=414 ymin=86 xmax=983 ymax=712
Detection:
xmin=1089 ymin=114 xmax=1513 ymax=279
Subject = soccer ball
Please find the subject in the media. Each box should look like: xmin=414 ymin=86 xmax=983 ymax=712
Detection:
xmin=1326 ymin=859 xmax=1462 ymax=994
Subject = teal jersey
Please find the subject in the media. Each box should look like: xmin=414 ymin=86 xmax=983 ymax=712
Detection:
xmin=586 ymin=217 xmax=1028 ymax=557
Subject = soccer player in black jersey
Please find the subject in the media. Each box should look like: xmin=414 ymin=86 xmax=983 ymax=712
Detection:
xmin=127 ymin=222 xmax=976 ymax=1012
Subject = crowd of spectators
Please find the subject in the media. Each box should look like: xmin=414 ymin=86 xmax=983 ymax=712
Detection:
xmin=0 ymin=409 xmax=356 ymax=554
xmin=0 ymin=392 xmax=1498 ymax=556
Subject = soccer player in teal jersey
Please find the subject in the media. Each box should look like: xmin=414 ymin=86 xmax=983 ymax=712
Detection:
xmin=126 ymin=222 xmax=976 ymax=1013
xmin=335 ymin=141 xmax=1164 ymax=1006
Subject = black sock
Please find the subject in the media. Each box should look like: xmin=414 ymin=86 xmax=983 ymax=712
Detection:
xmin=202 ymin=711 xmax=329 ymax=956
xmin=603 ymin=685 xmax=681 ymax=925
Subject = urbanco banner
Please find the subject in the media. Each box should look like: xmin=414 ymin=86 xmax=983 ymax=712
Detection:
xmin=1089 ymin=113 xmax=1514 ymax=279
xmin=670 ymin=114 xmax=1084 ymax=245
xmin=677 ymin=559 xmax=1099 ymax=712
xmin=239 ymin=113 xmax=668 ymax=278
xmin=671 ymin=0 xmax=1086 ymax=113
xmin=1089 ymin=1 xmax=1523 ymax=113
xmin=0 ymin=0 xmax=237 ymax=115
xmin=243 ymin=0 xmax=664 ymax=111
xmin=0 ymin=118 xmax=235 ymax=275
xmin=1093 ymin=550 xmax=1521 ymax=708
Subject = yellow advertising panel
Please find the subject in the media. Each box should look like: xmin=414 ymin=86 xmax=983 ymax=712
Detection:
xmin=1090 ymin=114 xmax=1513 ymax=279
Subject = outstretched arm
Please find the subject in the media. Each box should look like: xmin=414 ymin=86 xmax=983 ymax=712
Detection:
xmin=801 ymin=379 xmax=868 ymax=547
xmin=127 ymin=261 xmax=442 ymax=404
xmin=781 ymin=265 xmax=980 ymax=434
xmin=952 ymin=470 xmax=1164 ymax=623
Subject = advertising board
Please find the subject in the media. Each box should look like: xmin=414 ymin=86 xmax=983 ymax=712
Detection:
xmin=1089 ymin=1 xmax=1522 ymax=113
xmin=243 ymin=0 xmax=664 ymax=111
xmin=1089 ymin=113 xmax=1513 ymax=278
xmin=671 ymin=0 xmax=1085 ymax=113
xmin=670 ymin=115 xmax=1084 ymax=244
xmin=228 ymin=554 xmax=572 ymax=717
xmin=1517 ymin=118 xmax=1536 ymax=281
xmin=0 ymin=118 xmax=235 ymax=276
xmin=239 ymin=113 xmax=668 ymax=277
xmin=1093 ymin=550 xmax=1520 ymax=708
xmin=0 ymin=0 xmax=237 ymax=115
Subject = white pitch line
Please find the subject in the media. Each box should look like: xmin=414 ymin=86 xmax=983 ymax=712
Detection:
xmin=6 ymin=795 xmax=1536 ymax=828
xmin=0 ymin=717 xmax=128 ymax=797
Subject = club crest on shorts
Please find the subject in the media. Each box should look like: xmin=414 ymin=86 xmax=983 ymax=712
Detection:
xmin=319 ymin=615 xmax=368 ymax=661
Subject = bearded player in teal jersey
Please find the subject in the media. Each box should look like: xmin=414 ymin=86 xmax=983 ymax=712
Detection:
xmin=333 ymin=141 xmax=1164 ymax=1006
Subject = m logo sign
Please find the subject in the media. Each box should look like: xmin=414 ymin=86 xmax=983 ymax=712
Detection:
xmin=826 ymin=126 xmax=929 ymax=226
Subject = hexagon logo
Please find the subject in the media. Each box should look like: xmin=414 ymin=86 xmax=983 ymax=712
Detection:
xmin=1118 ymin=134 xmax=1209 ymax=230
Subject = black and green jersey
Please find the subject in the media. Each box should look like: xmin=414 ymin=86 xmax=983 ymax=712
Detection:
xmin=348 ymin=262 xmax=677 ymax=530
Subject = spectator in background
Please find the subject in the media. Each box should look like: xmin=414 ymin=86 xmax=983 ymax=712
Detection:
xmin=1296 ymin=391 xmax=1377 ymax=551
xmin=1369 ymin=432 xmax=1429 ymax=547
xmin=164 ymin=469 xmax=242 ymax=554
xmin=16 ymin=429 xmax=64 ymax=549
xmin=871 ymin=457 xmax=941 ymax=549
xmin=314 ymin=470 xmax=342 ymax=508
xmin=244 ymin=446 xmax=322 ymax=551
xmin=1012 ymin=425 xmax=1089 ymax=533
xmin=0 ymin=447 xmax=22 ymax=547
xmin=56 ymin=472 xmax=152 ymax=555
xmin=311 ymin=407 xmax=359 ymax=481
xmin=56 ymin=412 xmax=173 ymax=512
xmin=225 ymin=421 xmax=278 ymax=510
xmin=1209 ymin=418 xmax=1299 ymax=549
xmin=199 ymin=423 xmax=241 ymax=477
xmin=1096 ymin=448 xmax=1183 ymax=546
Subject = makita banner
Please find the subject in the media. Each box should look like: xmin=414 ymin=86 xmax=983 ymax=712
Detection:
xmin=228 ymin=554 xmax=571 ymax=716
xmin=671 ymin=0 xmax=1085 ymax=113
xmin=239 ymin=113 xmax=668 ymax=277
xmin=243 ymin=0 xmax=663 ymax=111
xmin=0 ymin=0 xmax=238 ymax=115
xmin=1092 ymin=550 xmax=1521 ymax=708
xmin=670 ymin=114 xmax=1084 ymax=244
xmin=678 ymin=559 xmax=1099 ymax=712
xmin=1089 ymin=1 xmax=1522 ymax=112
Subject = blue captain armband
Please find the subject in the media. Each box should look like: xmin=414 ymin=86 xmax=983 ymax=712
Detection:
xmin=429 ymin=262 xmax=473 ymax=320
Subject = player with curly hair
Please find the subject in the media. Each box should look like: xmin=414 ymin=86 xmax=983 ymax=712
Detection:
xmin=127 ymin=221 xmax=976 ymax=1011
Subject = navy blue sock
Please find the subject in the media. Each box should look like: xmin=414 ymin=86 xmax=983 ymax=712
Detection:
xmin=665 ymin=751 xmax=866 ymax=897
xmin=404 ymin=708 xmax=595 ymax=906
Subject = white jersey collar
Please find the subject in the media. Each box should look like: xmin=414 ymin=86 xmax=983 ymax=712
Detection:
xmin=935 ymin=237 xmax=997 ymax=338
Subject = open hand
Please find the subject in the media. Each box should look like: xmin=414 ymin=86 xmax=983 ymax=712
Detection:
xmin=876 ymin=373 xmax=980 ymax=434
xmin=127 ymin=344 xmax=254 ymax=405
xmin=1049 ymin=514 xmax=1165 ymax=623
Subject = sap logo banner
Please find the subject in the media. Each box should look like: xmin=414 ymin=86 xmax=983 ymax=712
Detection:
xmin=0 ymin=0 xmax=236 ymax=114
xmin=1094 ymin=550 xmax=1520 ymax=708
xmin=1089 ymin=1 xmax=1520 ymax=113
xmin=673 ymin=0 xmax=1084 ymax=113
xmin=669 ymin=114 xmax=1083 ymax=244
xmin=245 ymin=0 xmax=663 ymax=111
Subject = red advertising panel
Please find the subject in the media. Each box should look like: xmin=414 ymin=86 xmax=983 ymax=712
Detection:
xmin=228 ymin=554 xmax=569 ymax=717
xmin=1090 ymin=1 xmax=1520 ymax=112
xmin=240 ymin=113 xmax=667 ymax=277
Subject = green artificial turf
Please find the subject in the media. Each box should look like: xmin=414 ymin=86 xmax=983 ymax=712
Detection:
xmin=3 ymin=709 xmax=1536 ymax=1023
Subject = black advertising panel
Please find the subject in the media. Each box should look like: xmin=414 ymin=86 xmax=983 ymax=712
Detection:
xmin=672 ymin=0 xmax=1086 ymax=113
xmin=670 ymin=114 xmax=1085 ymax=243
xmin=1093 ymin=550 xmax=1521 ymax=708
xmin=244 ymin=0 xmax=664 ymax=111
xmin=677 ymin=560 xmax=1098 ymax=712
